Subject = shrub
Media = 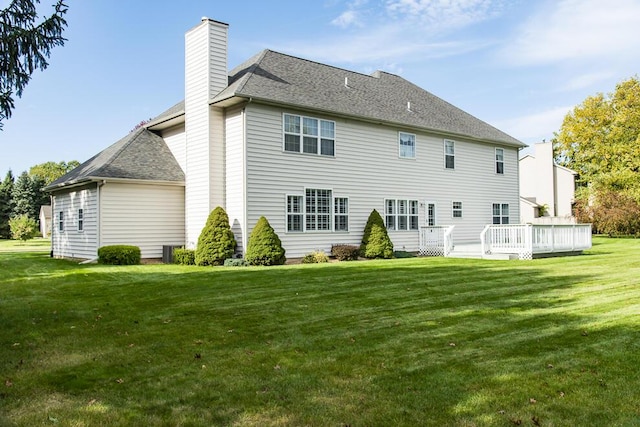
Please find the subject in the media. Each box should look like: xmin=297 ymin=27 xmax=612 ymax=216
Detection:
xmin=223 ymin=258 xmax=248 ymax=267
xmin=8 ymin=214 xmax=37 ymax=241
xmin=301 ymin=250 xmax=329 ymax=264
xmin=360 ymin=209 xmax=386 ymax=255
xmin=245 ymin=216 xmax=286 ymax=266
xmin=331 ymin=244 xmax=359 ymax=261
xmin=579 ymin=190 xmax=640 ymax=236
xmin=195 ymin=206 xmax=237 ymax=266
xmin=363 ymin=224 xmax=394 ymax=259
xmin=98 ymin=245 xmax=141 ymax=265
xmin=361 ymin=210 xmax=394 ymax=259
xmin=173 ymin=248 xmax=195 ymax=265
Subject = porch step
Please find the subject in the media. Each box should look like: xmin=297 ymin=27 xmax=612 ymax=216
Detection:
xmin=447 ymin=243 xmax=518 ymax=260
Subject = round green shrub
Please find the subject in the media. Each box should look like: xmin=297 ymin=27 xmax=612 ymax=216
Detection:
xmin=98 ymin=245 xmax=141 ymax=265
xmin=363 ymin=224 xmax=394 ymax=259
xmin=195 ymin=206 xmax=237 ymax=266
xmin=245 ymin=216 xmax=286 ymax=266
xmin=302 ymin=250 xmax=329 ymax=264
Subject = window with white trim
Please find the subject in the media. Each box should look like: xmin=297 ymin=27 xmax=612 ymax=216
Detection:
xmin=306 ymin=189 xmax=332 ymax=231
xmin=334 ymin=197 xmax=349 ymax=231
xmin=385 ymin=199 xmax=419 ymax=230
xmin=287 ymin=190 xmax=348 ymax=232
xmin=492 ymin=203 xmax=509 ymax=224
xmin=426 ymin=202 xmax=436 ymax=226
xmin=78 ymin=209 xmax=84 ymax=232
xmin=452 ymin=201 xmax=462 ymax=218
xmin=444 ymin=140 xmax=455 ymax=169
xmin=287 ymin=195 xmax=303 ymax=232
xmin=283 ymin=114 xmax=335 ymax=156
xmin=399 ymin=132 xmax=415 ymax=158
xmin=495 ymin=148 xmax=504 ymax=174
xmin=58 ymin=211 xmax=64 ymax=231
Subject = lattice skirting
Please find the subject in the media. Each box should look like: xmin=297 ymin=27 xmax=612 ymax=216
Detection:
xmin=419 ymin=246 xmax=444 ymax=257
xmin=518 ymin=251 xmax=533 ymax=260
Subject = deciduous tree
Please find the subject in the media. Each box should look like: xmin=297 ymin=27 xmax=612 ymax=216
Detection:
xmin=30 ymin=160 xmax=78 ymax=184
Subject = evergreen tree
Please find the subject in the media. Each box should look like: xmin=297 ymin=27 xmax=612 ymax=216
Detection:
xmin=11 ymin=171 xmax=47 ymax=221
xmin=245 ymin=216 xmax=286 ymax=266
xmin=0 ymin=170 xmax=15 ymax=238
xmin=360 ymin=209 xmax=394 ymax=259
xmin=1 ymin=0 xmax=68 ymax=129
xmin=195 ymin=206 xmax=236 ymax=266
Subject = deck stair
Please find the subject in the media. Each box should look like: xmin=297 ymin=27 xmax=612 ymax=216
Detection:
xmin=447 ymin=242 xmax=516 ymax=260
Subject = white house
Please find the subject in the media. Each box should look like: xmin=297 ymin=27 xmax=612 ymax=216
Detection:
xmin=519 ymin=141 xmax=577 ymax=224
xmin=39 ymin=205 xmax=52 ymax=238
xmin=45 ymin=18 xmax=527 ymax=260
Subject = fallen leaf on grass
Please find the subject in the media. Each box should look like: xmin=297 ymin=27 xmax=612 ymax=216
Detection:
xmin=529 ymin=398 xmax=537 ymax=404
xmin=274 ymin=365 xmax=281 ymax=370
xmin=559 ymin=391 xmax=565 ymax=398
xmin=449 ymin=342 xmax=456 ymax=347
xmin=5 ymin=379 xmax=12 ymax=387
xmin=87 ymin=399 xmax=97 ymax=406
xmin=581 ymin=330 xmax=588 ymax=336
xmin=532 ymin=415 xmax=541 ymax=426
xmin=116 ymin=378 xmax=124 ymax=384
xmin=546 ymin=364 xmax=554 ymax=369
xmin=510 ymin=418 xmax=522 ymax=425
xmin=498 ymin=410 xmax=505 ymax=415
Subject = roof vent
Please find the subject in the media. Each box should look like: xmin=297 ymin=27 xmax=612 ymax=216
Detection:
xmin=344 ymin=76 xmax=350 ymax=88
xmin=201 ymin=16 xmax=209 ymax=21
xmin=407 ymin=101 xmax=412 ymax=112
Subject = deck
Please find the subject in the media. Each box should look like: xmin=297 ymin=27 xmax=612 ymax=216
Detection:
xmin=419 ymin=224 xmax=592 ymax=260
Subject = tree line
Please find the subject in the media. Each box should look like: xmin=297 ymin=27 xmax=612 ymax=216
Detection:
xmin=0 ymin=160 xmax=78 ymax=239
xmin=554 ymin=76 xmax=640 ymax=236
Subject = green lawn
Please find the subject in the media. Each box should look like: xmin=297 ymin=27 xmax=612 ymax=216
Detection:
xmin=1 ymin=238 xmax=639 ymax=426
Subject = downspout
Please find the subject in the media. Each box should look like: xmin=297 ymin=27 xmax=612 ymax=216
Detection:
xmin=96 ymin=180 xmax=106 ymax=256
xmin=49 ymin=194 xmax=54 ymax=257
xmin=241 ymin=99 xmax=250 ymax=256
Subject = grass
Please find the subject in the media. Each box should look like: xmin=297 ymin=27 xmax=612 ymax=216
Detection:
xmin=0 ymin=238 xmax=639 ymax=426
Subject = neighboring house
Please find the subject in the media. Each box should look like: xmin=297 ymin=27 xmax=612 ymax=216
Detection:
xmin=39 ymin=205 xmax=52 ymax=237
xmin=45 ymin=18 xmax=525 ymax=260
xmin=519 ymin=141 xmax=577 ymax=223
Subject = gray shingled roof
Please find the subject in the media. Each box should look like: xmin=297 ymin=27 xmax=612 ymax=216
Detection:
xmin=213 ymin=50 xmax=523 ymax=147
xmin=45 ymin=128 xmax=184 ymax=191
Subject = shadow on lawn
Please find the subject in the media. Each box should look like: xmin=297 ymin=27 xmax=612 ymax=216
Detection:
xmin=1 ymin=251 xmax=638 ymax=425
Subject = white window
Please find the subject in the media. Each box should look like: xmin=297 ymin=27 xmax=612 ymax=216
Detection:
xmin=399 ymin=132 xmax=415 ymax=158
xmin=283 ymin=114 xmax=335 ymax=156
xmin=426 ymin=202 xmax=436 ymax=226
xmin=496 ymin=148 xmax=504 ymax=174
xmin=493 ymin=203 xmax=509 ymax=224
xmin=58 ymin=211 xmax=64 ymax=231
xmin=287 ymin=195 xmax=303 ymax=232
xmin=385 ymin=199 xmax=419 ymax=230
xmin=444 ymin=140 xmax=455 ymax=169
xmin=78 ymin=209 xmax=84 ymax=232
xmin=334 ymin=197 xmax=349 ymax=231
xmin=306 ymin=189 xmax=332 ymax=231
xmin=452 ymin=201 xmax=462 ymax=218
xmin=287 ymin=190 xmax=348 ymax=232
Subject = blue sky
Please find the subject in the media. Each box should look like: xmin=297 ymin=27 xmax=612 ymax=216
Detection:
xmin=2 ymin=0 xmax=640 ymax=176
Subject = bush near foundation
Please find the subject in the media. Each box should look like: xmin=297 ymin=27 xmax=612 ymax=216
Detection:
xmin=245 ymin=216 xmax=286 ymax=266
xmin=331 ymin=244 xmax=360 ymax=261
xmin=360 ymin=210 xmax=393 ymax=259
xmin=195 ymin=207 xmax=237 ymax=266
xmin=173 ymin=248 xmax=195 ymax=265
xmin=98 ymin=245 xmax=141 ymax=265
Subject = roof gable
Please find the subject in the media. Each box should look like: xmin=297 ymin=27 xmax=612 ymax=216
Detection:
xmin=213 ymin=50 xmax=524 ymax=147
xmin=45 ymin=128 xmax=185 ymax=191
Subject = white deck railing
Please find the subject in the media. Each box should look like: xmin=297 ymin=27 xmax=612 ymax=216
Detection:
xmin=419 ymin=225 xmax=455 ymax=256
xmin=480 ymin=224 xmax=592 ymax=260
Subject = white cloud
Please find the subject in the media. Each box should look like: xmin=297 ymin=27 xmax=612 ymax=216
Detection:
xmin=331 ymin=10 xmax=360 ymax=28
xmin=386 ymin=0 xmax=505 ymax=29
xmin=492 ymin=106 xmax=572 ymax=143
xmin=503 ymin=0 xmax=640 ymax=65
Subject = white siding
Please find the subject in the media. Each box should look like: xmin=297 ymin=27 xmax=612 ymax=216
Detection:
xmin=184 ymin=19 xmax=228 ymax=247
xmin=243 ymin=104 xmax=520 ymax=257
xmin=51 ymin=184 xmax=98 ymax=259
xmin=555 ymin=166 xmax=576 ymax=218
xmin=162 ymin=123 xmax=186 ymax=173
xmin=100 ymin=182 xmax=185 ymax=258
xmin=225 ymin=106 xmax=246 ymax=252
